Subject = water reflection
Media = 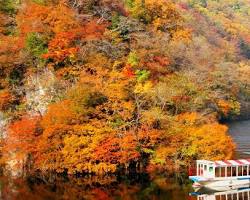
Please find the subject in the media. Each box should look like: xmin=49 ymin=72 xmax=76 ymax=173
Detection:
xmin=0 ymin=174 xmax=192 ymax=200
xmin=2 ymin=175 xmax=250 ymax=199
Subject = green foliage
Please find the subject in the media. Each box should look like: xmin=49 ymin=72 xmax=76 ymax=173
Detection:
xmin=0 ymin=0 xmax=19 ymax=14
xmin=124 ymin=0 xmax=134 ymax=8
xmin=127 ymin=51 xmax=139 ymax=67
xmin=25 ymin=33 xmax=48 ymax=59
xmin=8 ymin=68 xmax=24 ymax=85
xmin=32 ymin=0 xmax=46 ymax=5
xmin=136 ymin=70 xmax=150 ymax=82
xmin=188 ymin=0 xmax=207 ymax=7
xmin=110 ymin=13 xmax=120 ymax=30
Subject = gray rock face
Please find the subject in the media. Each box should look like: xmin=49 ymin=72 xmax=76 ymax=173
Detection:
xmin=24 ymin=68 xmax=63 ymax=116
xmin=0 ymin=112 xmax=7 ymax=139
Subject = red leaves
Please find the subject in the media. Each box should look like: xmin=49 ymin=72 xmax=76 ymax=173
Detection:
xmin=153 ymin=56 xmax=171 ymax=66
xmin=122 ymin=65 xmax=135 ymax=78
xmin=178 ymin=3 xmax=189 ymax=11
xmin=144 ymin=55 xmax=171 ymax=78
xmin=3 ymin=116 xmax=41 ymax=160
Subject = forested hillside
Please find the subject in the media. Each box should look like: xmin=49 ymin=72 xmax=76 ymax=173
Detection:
xmin=0 ymin=0 xmax=249 ymax=176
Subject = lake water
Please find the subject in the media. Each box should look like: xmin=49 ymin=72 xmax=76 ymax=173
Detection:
xmin=228 ymin=120 xmax=250 ymax=159
xmin=0 ymin=120 xmax=249 ymax=200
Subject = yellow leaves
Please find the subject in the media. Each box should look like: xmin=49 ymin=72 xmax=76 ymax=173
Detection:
xmin=127 ymin=0 xmax=183 ymax=34
xmin=105 ymin=82 xmax=128 ymax=100
xmin=76 ymin=162 xmax=116 ymax=175
xmin=217 ymin=99 xmax=230 ymax=116
xmin=217 ymin=99 xmax=241 ymax=117
xmin=141 ymin=107 xmax=166 ymax=126
xmin=176 ymin=112 xmax=200 ymax=125
xmin=187 ymin=123 xmax=235 ymax=160
xmin=153 ymin=146 xmax=176 ymax=165
xmin=172 ymin=28 xmax=192 ymax=44
xmin=104 ymin=30 xmax=123 ymax=44
xmin=134 ymin=81 xmax=153 ymax=94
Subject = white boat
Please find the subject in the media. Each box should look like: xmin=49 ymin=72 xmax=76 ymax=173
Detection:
xmin=189 ymin=159 xmax=250 ymax=190
xmin=190 ymin=187 xmax=250 ymax=200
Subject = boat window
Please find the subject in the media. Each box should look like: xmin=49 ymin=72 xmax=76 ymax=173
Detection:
xmin=204 ymin=165 xmax=207 ymax=171
xmin=200 ymin=164 xmax=203 ymax=176
xmin=221 ymin=167 xmax=225 ymax=177
xmin=215 ymin=167 xmax=220 ymax=177
xmin=227 ymin=194 xmax=233 ymax=200
xmin=209 ymin=166 xmax=213 ymax=172
xmin=239 ymin=192 xmax=244 ymax=200
xmin=238 ymin=166 xmax=243 ymax=176
xmin=220 ymin=194 xmax=226 ymax=200
xmin=243 ymin=166 xmax=248 ymax=176
xmin=227 ymin=166 xmax=232 ymax=177
xmin=215 ymin=195 xmax=220 ymax=200
xmin=243 ymin=192 xmax=248 ymax=199
xmin=232 ymin=166 xmax=236 ymax=176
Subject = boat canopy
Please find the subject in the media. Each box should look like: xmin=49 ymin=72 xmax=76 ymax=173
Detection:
xmin=214 ymin=159 xmax=250 ymax=166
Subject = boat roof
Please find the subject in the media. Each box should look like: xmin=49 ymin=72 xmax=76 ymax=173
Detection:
xmin=214 ymin=159 xmax=250 ymax=166
xmin=197 ymin=159 xmax=250 ymax=166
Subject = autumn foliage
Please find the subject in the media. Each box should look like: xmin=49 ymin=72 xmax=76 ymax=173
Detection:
xmin=0 ymin=0 xmax=248 ymax=177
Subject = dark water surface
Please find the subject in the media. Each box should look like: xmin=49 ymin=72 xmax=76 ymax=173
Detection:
xmin=228 ymin=120 xmax=250 ymax=159
xmin=1 ymin=120 xmax=249 ymax=200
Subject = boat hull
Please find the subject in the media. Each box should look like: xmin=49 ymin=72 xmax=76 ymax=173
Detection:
xmin=195 ymin=178 xmax=250 ymax=191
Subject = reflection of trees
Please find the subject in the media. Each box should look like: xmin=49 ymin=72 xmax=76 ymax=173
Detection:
xmin=0 ymin=174 xmax=192 ymax=200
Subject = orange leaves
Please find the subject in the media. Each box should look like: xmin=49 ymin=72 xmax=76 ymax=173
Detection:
xmin=217 ymin=99 xmax=231 ymax=116
xmin=42 ymin=33 xmax=78 ymax=62
xmin=172 ymin=28 xmax=192 ymax=43
xmin=3 ymin=115 xmax=41 ymax=162
xmin=0 ymin=35 xmax=25 ymax=66
xmin=42 ymin=21 xmax=107 ymax=63
xmin=217 ymin=99 xmax=240 ymax=118
xmin=43 ymin=2 xmax=79 ymax=34
xmin=176 ymin=112 xmax=199 ymax=125
xmin=83 ymin=20 xmax=108 ymax=40
xmin=17 ymin=3 xmax=48 ymax=35
xmin=0 ymin=89 xmax=13 ymax=111
xmin=94 ymin=133 xmax=140 ymax=165
xmin=147 ymin=112 xmax=235 ymax=173
xmin=17 ymin=1 xmax=78 ymax=36
xmin=41 ymin=100 xmax=77 ymax=127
